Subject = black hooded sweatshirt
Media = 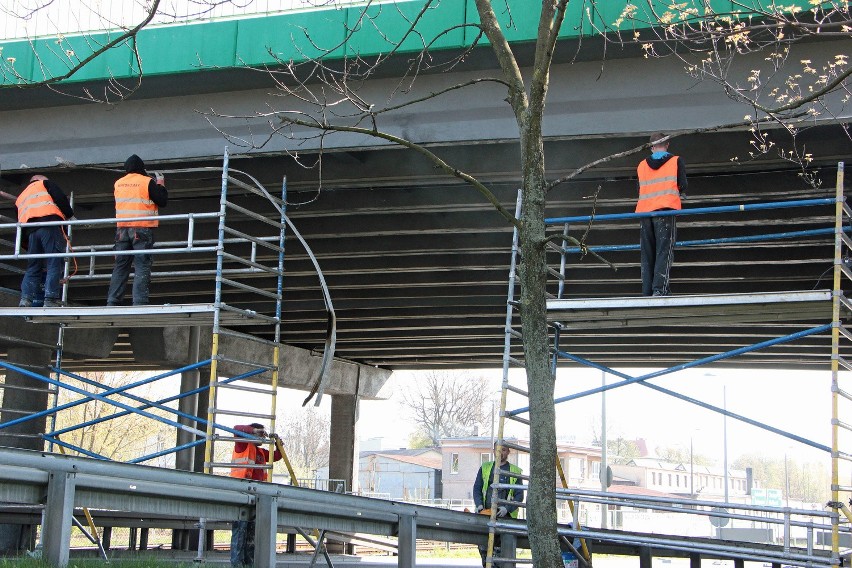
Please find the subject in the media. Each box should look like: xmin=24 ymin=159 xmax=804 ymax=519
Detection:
xmin=14 ymin=178 xmax=74 ymax=240
xmin=123 ymin=154 xmax=168 ymax=208
xmin=637 ymin=153 xmax=688 ymax=197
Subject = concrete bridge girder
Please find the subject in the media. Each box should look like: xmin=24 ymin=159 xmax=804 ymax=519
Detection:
xmin=130 ymin=326 xmax=392 ymax=399
xmin=0 ymin=39 xmax=847 ymax=172
xmin=0 ymin=290 xmax=117 ymax=359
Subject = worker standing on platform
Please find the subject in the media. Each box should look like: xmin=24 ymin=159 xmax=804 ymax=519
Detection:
xmin=107 ymin=154 xmax=167 ymax=306
xmin=229 ymin=423 xmax=283 ymax=568
xmin=636 ymin=132 xmax=688 ymax=297
xmin=473 ymin=442 xmax=524 ymax=566
xmin=15 ymin=175 xmax=74 ymax=308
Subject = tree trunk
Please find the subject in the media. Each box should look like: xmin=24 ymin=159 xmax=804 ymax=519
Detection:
xmin=519 ymin=121 xmax=561 ymax=568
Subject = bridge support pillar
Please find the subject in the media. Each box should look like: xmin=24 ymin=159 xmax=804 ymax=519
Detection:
xmin=397 ymin=513 xmax=416 ymax=568
xmin=43 ymin=471 xmax=75 ymax=568
xmin=0 ymin=346 xmax=53 ymax=554
xmin=329 ymin=393 xmax=360 ymax=494
xmin=173 ymin=327 xmax=201 ymax=551
xmin=328 ymin=393 xmax=359 ymax=554
xmin=255 ymin=494 xmax=278 ymax=568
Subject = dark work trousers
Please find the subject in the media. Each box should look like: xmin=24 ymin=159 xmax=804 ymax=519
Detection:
xmin=640 ymin=213 xmax=676 ymax=296
xmin=21 ymin=226 xmax=65 ymax=303
xmin=107 ymin=227 xmax=154 ymax=306
xmin=230 ymin=519 xmax=255 ymax=567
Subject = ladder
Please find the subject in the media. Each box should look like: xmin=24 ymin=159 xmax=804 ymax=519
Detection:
xmin=828 ymin=162 xmax=851 ymax=565
xmin=203 ymin=151 xmax=286 ymax=480
xmin=487 ymin=190 xmax=592 ymax=568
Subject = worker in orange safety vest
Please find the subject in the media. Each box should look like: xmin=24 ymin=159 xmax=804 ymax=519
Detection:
xmin=636 ymin=132 xmax=688 ymax=297
xmin=106 ymin=154 xmax=167 ymax=306
xmin=15 ymin=175 xmax=74 ymax=308
xmin=229 ymin=423 xmax=282 ymax=568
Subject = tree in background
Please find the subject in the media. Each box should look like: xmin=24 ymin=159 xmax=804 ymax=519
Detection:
xmin=52 ymin=371 xmax=172 ymax=463
xmin=275 ymin=406 xmax=330 ymax=480
xmin=606 ymin=437 xmax=642 ymax=463
xmin=589 ymin=421 xmax=642 ymax=462
xmin=655 ymin=445 xmax=715 ymax=467
xmin=734 ymin=452 xmax=830 ymax=503
xmin=401 ymin=371 xmax=490 ymax=447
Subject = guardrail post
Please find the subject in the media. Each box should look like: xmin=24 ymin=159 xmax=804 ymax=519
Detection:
xmin=501 ymin=533 xmax=517 ymax=565
xmin=783 ymin=510 xmax=791 ymax=553
xmin=43 ymin=471 xmax=75 ymax=568
xmin=689 ymin=552 xmax=700 ymax=568
xmin=255 ymin=494 xmax=278 ymax=568
xmin=639 ymin=546 xmax=652 ymax=568
xmin=398 ymin=513 xmax=416 ymax=568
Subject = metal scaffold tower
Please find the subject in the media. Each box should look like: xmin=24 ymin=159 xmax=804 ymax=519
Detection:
xmin=488 ymin=163 xmax=850 ymax=568
xmin=0 ymin=148 xmax=336 ymax=476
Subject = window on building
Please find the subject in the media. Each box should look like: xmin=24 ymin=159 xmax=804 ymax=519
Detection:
xmin=481 ymin=452 xmax=492 ymax=464
xmin=569 ymin=457 xmax=586 ymax=480
xmin=676 ymin=475 xmax=680 ymax=487
xmin=591 ymin=461 xmax=601 ymax=481
xmin=451 ymin=453 xmax=459 ymax=474
xmin=668 ymin=473 xmax=672 ymax=485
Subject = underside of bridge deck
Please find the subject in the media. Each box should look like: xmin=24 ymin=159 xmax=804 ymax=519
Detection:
xmin=0 ymin=125 xmax=849 ymax=371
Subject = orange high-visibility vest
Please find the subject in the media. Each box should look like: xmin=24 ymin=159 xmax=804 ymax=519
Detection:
xmin=16 ymin=180 xmax=65 ymax=223
xmin=230 ymin=443 xmax=259 ymax=480
xmin=114 ymin=173 xmax=158 ymax=227
xmin=636 ymin=157 xmax=682 ymax=213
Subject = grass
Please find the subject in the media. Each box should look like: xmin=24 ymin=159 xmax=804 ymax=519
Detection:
xmin=0 ymin=558 xmax=217 ymax=568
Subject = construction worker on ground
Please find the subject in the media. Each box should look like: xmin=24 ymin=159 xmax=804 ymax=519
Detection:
xmin=635 ymin=132 xmax=688 ymax=297
xmin=472 ymin=441 xmax=524 ymax=566
xmin=15 ymin=175 xmax=74 ymax=308
xmin=107 ymin=154 xmax=167 ymax=306
xmin=229 ymin=423 xmax=283 ymax=568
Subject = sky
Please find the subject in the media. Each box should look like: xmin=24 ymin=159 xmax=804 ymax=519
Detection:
xmin=355 ymin=366 xmax=835 ymax=467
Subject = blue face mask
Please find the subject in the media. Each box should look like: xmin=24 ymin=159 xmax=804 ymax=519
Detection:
xmin=651 ymin=151 xmax=670 ymax=159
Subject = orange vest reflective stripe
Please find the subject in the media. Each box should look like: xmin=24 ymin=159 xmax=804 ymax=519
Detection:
xmin=115 ymin=173 xmax=158 ymax=227
xmin=230 ymin=443 xmax=258 ymax=479
xmin=636 ymin=157 xmax=682 ymax=213
xmin=16 ymin=181 xmax=65 ymax=223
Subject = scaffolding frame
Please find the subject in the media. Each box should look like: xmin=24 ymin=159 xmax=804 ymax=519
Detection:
xmin=0 ymin=149 xmax=337 ymax=471
xmin=487 ymin=162 xmax=849 ymax=567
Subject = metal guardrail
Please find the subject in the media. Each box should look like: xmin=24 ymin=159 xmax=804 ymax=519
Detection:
xmin=1 ymin=447 xmax=842 ymax=567
xmin=0 ymin=447 xmax=492 ymax=568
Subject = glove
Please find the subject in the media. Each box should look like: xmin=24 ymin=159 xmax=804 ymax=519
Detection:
xmin=496 ymin=506 xmax=508 ymax=518
xmin=475 ymin=505 xmax=484 ymax=513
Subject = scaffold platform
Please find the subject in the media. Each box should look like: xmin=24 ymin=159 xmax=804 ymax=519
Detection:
xmin=546 ymin=290 xmax=852 ymax=328
xmin=0 ymin=303 xmax=277 ymax=328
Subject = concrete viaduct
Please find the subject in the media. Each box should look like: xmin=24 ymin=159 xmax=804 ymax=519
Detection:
xmin=0 ymin=0 xmax=849 ymax=553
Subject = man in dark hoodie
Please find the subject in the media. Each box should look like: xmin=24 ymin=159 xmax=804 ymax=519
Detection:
xmin=635 ymin=133 xmax=687 ymax=297
xmin=15 ymin=175 xmax=74 ymax=307
xmin=107 ymin=155 xmax=168 ymax=306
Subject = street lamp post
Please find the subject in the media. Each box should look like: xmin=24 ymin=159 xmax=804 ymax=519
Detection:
xmin=723 ymin=386 xmax=729 ymax=503
xmin=601 ymin=370 xmax=608 ymax=529
xmin=690 ymin=436 xmax=694 ymax=497
xmin=784 ymin=452 xmax=790 ymax=507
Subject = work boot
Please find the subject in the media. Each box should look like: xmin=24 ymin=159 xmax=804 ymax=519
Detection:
xmin=18 ymin=298 xmax=33 ymax=307
xmin=43 ymin=298 xmax=62 ymax=308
